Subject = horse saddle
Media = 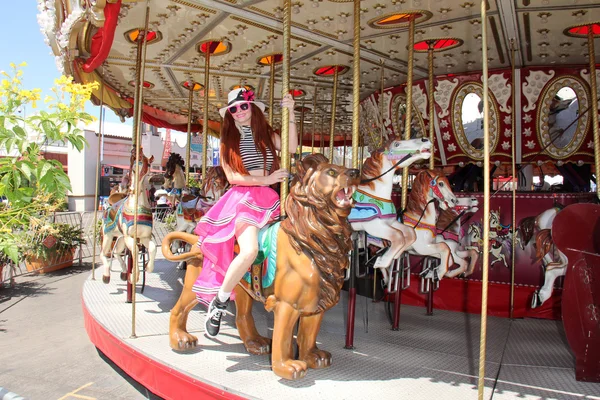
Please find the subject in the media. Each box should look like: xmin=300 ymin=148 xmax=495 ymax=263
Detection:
xmin=178 ymin=197 xmax=203 ymax=222
xmin=242 ymin=221 xmax=280 ymax=302
xmin=103 ymin=198 xmax=126 ymax=234
xmin=348 ymin=190 xmax=396 ymax=223
xmin=107 ymin=192 xmax=127 ymax=206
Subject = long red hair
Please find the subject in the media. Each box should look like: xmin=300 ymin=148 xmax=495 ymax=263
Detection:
xmin=220 ymin=103 xmax=279 ymax=174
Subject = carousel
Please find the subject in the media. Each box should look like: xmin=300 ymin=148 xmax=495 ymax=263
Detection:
xmin=40 ymin=0 xmax=599 ymax=399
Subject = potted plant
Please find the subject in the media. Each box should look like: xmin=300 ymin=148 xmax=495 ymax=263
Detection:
xmin=20 ymin=221 xmax=85 ymax=274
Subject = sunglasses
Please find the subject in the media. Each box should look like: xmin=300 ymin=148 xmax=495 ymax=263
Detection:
xmin=228 ymin=102 xmax=250 ymax=114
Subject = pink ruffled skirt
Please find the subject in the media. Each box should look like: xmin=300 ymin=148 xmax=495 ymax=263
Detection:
xmin=192 ymin=186 xmax=280 ymax=305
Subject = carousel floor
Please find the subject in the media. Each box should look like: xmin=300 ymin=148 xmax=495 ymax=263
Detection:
xmin=82 ymin=257 xmax=600 ymax=400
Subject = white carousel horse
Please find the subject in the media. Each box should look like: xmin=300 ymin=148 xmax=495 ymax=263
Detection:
xmin=100 ymin=151 xmax=157 ymax=284
xmin=349 ymin=138 xmax=432 ymax=283
xmin=516 ymin=206 xmax=568 ymax=308
xmin=435 ymin=197 xmax=480 ymax=277
xmin=402 ymin=169 xmax=459 ymax=281
xmin=163 ymin=152 xmax=186 ymax=207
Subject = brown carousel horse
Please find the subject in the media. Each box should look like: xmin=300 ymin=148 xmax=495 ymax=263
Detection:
xmin=161 ymin=154 xmax=360 ymax=380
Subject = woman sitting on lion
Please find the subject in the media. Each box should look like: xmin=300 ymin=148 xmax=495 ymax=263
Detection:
xmin=191 ymin=88 xmax=297 ymax=337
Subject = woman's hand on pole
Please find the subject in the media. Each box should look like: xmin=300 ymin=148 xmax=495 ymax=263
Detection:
xmin=268 ymin=168 xmax=289 ymax=185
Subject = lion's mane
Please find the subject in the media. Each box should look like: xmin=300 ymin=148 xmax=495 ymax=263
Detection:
xmin=281 ymin=165 xmax=353 ymax=313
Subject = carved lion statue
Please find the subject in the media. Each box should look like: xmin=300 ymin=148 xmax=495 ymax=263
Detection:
xmin=161 ymin=154 xmax=360 ymax=380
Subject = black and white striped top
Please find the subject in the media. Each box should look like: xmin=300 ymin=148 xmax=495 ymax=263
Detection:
xmin=239 ymin=125 xmax=274 ymax=172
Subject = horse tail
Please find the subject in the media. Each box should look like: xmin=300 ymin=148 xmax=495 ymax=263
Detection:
xmin=161 ymin=232 xmax=203 ymax=261
xmin=534 ymin=229 xmax=553 ymax=264
xmin=518 ymin=216 xmax=536 ymax=248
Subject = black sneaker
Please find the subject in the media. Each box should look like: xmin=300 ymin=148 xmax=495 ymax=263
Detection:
xmin=205 ymin=297 xmax=231 ymax=337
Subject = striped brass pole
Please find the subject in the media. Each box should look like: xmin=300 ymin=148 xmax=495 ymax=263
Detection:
xmin=510 ymin=39 xmax=517 ymax=320
xmin=380 ymin=60 xmax=385 ymax=142
xmin=428 ymin=41 xmax=435 ymax=170
xmin=185 ymin=84 xmax=193 ymax=184
xmin=328 ymin=67 xmax=339 ymax=163
xmin=401 ymin=15 xmax=416 ymax=210
xmin=269 ymin=59 xmax=276 ymax=127
xmin=202 ymin=48 xmax=210 ymax=183
xmin=478 ymin=0 xmax=491 ymax=397
xmin=312 ymin=83 xmax=318 ymax=154
xmin=298 ymin=100 xmax=305 ymax=161
xmin=352 ymin=0 xmax=360 ymax=170
xmin=588 ymin=26 xmax=600 ymax=201
xmin=280 ymin=0 xmax=292 ymax=215
xmin=320 ymin=114 xmax=325 ymax=154
xmin=91 ymin=74 xmax=105 ymax=281
xmin=131 ymin=0 xmax=151 ymax=339
xmin=343 ymin=130 xmax=348 ymax=167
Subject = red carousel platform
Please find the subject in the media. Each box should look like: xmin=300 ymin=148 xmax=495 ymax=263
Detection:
xmin=83 ymin=255 xmax=599 ymax=400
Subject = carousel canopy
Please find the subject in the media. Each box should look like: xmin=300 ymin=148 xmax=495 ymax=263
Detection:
xmin=39 ymin=0 xmax=599 ymax=164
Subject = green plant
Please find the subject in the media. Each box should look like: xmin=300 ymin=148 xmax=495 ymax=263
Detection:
xmin=0 ymin=63 xmax=96 ymax=263
xmin=19 ymin=221 xmax=85 ymax=262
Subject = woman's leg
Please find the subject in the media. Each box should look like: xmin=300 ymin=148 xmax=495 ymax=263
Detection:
xmin=221 ymin=225 xmax=259 ymax=294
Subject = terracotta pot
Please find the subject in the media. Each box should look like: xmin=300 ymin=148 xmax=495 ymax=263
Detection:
xmin=25 ymin=248 xmax=76 ymax=274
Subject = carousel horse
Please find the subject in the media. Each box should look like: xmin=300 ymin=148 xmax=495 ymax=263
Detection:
xmin=174 ymin=166 xmax=229 ymax=234
xmin=516 ymin=206 xmax=568 ymax=308
xmin=164 ymin=152 xmax=186 ymax=206
xmin=402 ymin=169 xmax=458 ymax=281
xmin=466 ymin=221 xmax=512 ymax=269
xmin=435 ymin=197 xmax=480 ymax=277
xmin=161 ymin=154 xmax=360 ymax=380
xmin=348 ymin=137 xmax=433 ymax=283
xmin=100 ymin=150 xmax=157 ymax=284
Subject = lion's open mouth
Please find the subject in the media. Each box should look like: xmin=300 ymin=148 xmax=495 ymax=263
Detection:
xmin=335 ymin=186 xmax=356 ymax=207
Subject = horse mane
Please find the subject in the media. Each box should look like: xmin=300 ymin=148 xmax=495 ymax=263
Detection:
xmin=165 ymin=153 xmax=185 ymax=179
xmin=437 ymin=208 xmax=459 ymax=234
xmin=405 ymin=170 xmax=432 ymax=216
xmin=535 ymin=229 xmax=553 ymax=263
xmin=360 ymin=152 xmax=383 ymax=190
xmin=518 ymin=216 xmax=536 ymax=247
xmin=203 ymin=166 xmax=228 ymax=196
xmin=282 ymin=162 xmax=353 ymax=313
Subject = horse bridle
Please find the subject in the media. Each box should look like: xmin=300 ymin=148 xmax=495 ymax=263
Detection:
xmin=360 ymin=152 xmax=414 ymax=184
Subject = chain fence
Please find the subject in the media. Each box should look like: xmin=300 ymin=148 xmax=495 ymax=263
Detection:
xmin=1 ymin=207 xmax=179 ymax=288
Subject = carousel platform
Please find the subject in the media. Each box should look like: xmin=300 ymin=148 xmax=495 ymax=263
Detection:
xmin=82 ymin=257 xmax=600 ymax=400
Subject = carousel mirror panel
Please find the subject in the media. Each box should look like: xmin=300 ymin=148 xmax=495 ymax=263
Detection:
xmin=451 ymin=82 xmax=499 ymax=160
xmin=537 ymin=76 xmax=590 ymax=159
xmin=391 ymin=94 xmax=426 ymax=139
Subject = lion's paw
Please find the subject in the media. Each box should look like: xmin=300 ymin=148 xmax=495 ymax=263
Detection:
xmin=170 ymin=329 xmax=198 ymax=351
xmin=244 ymin=336 xmax=272 ymax=355
xmin=272 ymin=359 xmax=308 ymax=380
xmin=302 ymin=349 xmax=332 ymax=369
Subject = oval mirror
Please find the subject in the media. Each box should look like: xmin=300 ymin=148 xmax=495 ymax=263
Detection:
xmin=451 ymin=82 xmax=499 ymax=160
xmin=391 ymin=94 xmax=426 ymax=139
xmin=461 ymin=93 xmax=485 ymax=150
xmin=537 ymin=76 xmax=590 ymax=159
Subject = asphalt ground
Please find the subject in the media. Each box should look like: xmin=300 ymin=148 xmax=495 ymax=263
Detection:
xmin=0 ymin=263 xmax=162 ymax=400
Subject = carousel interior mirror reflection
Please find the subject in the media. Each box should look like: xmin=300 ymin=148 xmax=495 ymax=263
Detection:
xmin=461 ymin=93 xmax=484 ymax=150
xmin=391 ymin=94 xmax=426 ymax=139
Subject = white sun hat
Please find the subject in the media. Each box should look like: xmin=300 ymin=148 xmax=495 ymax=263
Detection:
xmin=218 ymin=88 xmax=266 ymax=118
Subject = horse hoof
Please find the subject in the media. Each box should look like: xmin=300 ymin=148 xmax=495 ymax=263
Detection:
xmin=531 ymin=292 xmax=541 ymax=309
xmin=120 ymin=272 xmax=128 ymax=281
xmin=102 ymin=275 xmax=110 ymax=284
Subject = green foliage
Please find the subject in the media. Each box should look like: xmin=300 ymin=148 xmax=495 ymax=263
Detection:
xmin=19 ymin=221 xmax=85 ymax=261
xmin=0 ymin=63 xmax=97 ymax=264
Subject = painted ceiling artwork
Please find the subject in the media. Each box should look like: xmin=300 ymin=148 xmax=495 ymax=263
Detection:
xmin=40 ymin=0 xmax=600 ymax=164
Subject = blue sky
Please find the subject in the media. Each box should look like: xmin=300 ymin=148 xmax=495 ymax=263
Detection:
xmin=0 ymin=3 xmax=125 ymax=125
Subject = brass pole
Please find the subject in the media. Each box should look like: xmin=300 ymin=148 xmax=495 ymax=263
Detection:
xmin=298 ymin=100 xmax=305 ymax=161
xmin=478 ymin=0 xmax=491 ymax=397
xmin=588 ymin=26 xmax=600 ymax=201
xmin=401 ymin=15 xmax=416 ymax=210
xmin=428 ymin=41 xmax=436 ymax=170
xmin=380 ymin=60 xmax=385 ymax=142
xmin=320 ymin=115 xmax=325 ymax=154
xmin=269 ymin=59 xmax=276 ymax=127
xmin=312 ymin=82 xmax=318 ymax=154
xmin=202 ymin=47 xmax=211 ymax=183
xmin=91 ymin=74 xmax=105 ymax=281
xmin=280 ymin=0 xmax=292 ymax=215
xmin=185 ymin=84 xmax=194 ymax=185
xmin=328 ymin=67 xmax=339 ymax=163
xmin=352 ymin=0 xmax=360 ymax=170
xmin=131 ymin=0 xmax=151 ymax=339
xmin=343 ymin=130 xmax=347 ymax=167
xmin=510 ymin=39 xmax=517 ymax=320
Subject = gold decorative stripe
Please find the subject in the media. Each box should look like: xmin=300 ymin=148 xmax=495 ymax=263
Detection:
xmin=230 ymin=16 xmax=322 ymax=47
xmin=489 ymin=17 xmax=505 ymax=64
xmin=169 ymin=0 xmax=217 ymax=13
